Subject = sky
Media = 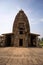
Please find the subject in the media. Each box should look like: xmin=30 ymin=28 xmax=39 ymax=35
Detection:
xmin=0 ymin=0 xmax=43 ymax=38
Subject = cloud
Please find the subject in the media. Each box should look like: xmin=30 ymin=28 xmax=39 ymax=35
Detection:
xmin=29 ymin=19 xmax=39 ymax=24
xmin=16 ymin=6 xmax=21 ymax=11
xmin=40 ymin=18 xmax=43 ymax=22
xmin=29 ymin=18 xmax=43 ymax=25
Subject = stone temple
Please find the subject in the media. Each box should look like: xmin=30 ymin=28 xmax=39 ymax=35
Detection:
xmin=0 ymin=10 xmax=40 ymax=47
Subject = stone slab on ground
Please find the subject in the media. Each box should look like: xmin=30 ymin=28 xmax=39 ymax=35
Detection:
xmin=0 ymin=47 xmax=43 ymax=65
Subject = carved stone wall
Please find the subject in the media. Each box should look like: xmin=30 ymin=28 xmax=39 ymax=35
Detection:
xmin=0 ymin=10 xmax=39 ymax=47
xmin=12 ymin=10 xmax=30 ymax=47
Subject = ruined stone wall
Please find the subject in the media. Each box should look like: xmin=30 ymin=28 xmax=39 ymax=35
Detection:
xmin=0 ymin=35 xmax=5 ymax=47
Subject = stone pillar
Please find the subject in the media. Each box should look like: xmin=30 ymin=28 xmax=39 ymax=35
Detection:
xmin=36 ymin=36 xmax=39 ymax=47
xmin=0 ymin=35 xmax=6 ymax=47
xmin=28 ymin=34 xmax=31 ymax=47
xmin=11 ymin=34 xmax=14 ymax=46
xmin=3 ymin=35 xmax=6 ymax=46
xmin=4 ymin=35 xmax=7 ymax=46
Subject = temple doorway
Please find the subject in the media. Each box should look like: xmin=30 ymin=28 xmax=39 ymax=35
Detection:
xmin=19 ymin=39 xmax=23 ymax=46
xmin=31 ymin=35 xmax=36 ymax=47
xmin=5 ymin=35 xmax=11 ymax=46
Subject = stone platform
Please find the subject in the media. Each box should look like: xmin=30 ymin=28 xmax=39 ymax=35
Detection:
xmin=0 ymin=47 xmax=43 ymax=65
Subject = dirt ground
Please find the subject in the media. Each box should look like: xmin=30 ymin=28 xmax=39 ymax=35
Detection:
xmin=0 ymin=47 xmax=43 ymax=65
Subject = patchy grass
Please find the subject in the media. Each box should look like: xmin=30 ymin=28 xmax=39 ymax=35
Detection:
xmin=40 ymin=41 xmax=43 ymax=46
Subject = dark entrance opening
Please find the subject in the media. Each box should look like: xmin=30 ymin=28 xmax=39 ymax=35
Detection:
xmin=5 ymin=35 xmax=11 ymax=46
xmin=31 ymin=36 xmax=33 ymax=46
xmin=31 ymin=35 xmax=36 ymax=47
xmin=19 ymin=39 xmax=23 ymax=46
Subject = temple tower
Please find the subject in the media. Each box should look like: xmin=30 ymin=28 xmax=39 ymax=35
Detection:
xmin=12 ymin=10 xmax=30 ymax=47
